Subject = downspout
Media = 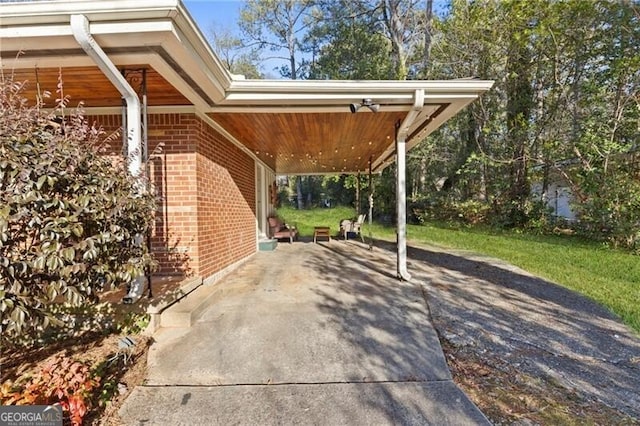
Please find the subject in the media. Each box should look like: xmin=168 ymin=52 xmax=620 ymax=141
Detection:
xmin=71 ymin=14 xmax=146 ymax=302
xmin=70 ymin=14 xmax=142 ymax=176
xmin=395 ymin=89 xmax=424 ymax=281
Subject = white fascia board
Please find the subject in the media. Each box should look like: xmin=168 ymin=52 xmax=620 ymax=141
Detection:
xmin=0 ymin=0 xmax=180 ymax=26
xmin=162 ymin=27 xmax=227 ymax=104
xmin=224 ymin=79 xmax=494 ymax=108
xmin=0 ymin=26 xmax=77 ymax=52
xmin=228 ymin=79 xmax=494 ymax=94
xmin=171 ymin=7 xmax=233 ymax=90
xmin=207 ymin=105 xmax=411 ymax=113
xmin=0 ymin=21 xmax=214 ymax=110
xmin=0 ymin=21 xmax=174 ymax=50
xmin=0 ymin=0 xmax=233 ymax=105
xmin=0 ymin=24 xmax=72 ymax=39
xmin=90 ymin=20 xmax=175 ymax=41
xmin=222 ymin=92 xmax=416 ymax=106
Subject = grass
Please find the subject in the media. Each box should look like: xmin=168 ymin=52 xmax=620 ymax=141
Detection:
xmin=277 ymin=206 xmax=640 ymax=333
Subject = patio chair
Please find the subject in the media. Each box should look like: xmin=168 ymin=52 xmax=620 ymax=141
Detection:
xmin=268 ymin=216 xmax=298 ymax=243
xmin=339 ymin=214 xmax=366 ymax=242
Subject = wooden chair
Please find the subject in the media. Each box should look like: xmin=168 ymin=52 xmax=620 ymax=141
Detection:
xmin=268 ymin=216 xmax=298 ymax=243
xmin=340 ymin=214 xmax=366 ymax=242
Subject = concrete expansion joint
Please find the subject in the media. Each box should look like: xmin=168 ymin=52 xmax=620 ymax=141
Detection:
xmin=141 ymin=379 xmax=455 ymax=388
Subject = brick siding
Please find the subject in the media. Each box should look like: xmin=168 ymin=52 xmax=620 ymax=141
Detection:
xmin=87 ymin=113 xmax=257 ymax=279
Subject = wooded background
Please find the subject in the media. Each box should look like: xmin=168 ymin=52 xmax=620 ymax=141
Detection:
xmin=209 ymin=0 xmax=639 ymax=251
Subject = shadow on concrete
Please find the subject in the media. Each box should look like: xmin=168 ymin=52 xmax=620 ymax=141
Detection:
xmin=387 ymin=240 xmax=640 ymax=418
xmin=303 ymin=240 xmax=483 ymax=422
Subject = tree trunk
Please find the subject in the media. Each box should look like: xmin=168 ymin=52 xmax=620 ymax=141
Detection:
xmin=423 ymin=0 xmax=433 ymax=74
xmin=383 ymin=0 xmax=407 ymax=79
xmin=296 ymin=176 xmax=304 ymax=209
xmin=506 ymin=35 xmax=533 ymax=225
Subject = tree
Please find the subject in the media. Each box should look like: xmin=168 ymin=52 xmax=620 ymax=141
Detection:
xmin=308 ymin=0 xmax=393 ymax=79
xmin=0 ymin=75 xmax=157 ymax=340
xmin=239 ymin=0 xmax=320 ymax=79
xmin=207 ymin=23 xmax=263 ymax=79
xmin=379 ymin=0 xmax=425 ymax=79
xmin=418 ymin=0 xmax=639 ymax=243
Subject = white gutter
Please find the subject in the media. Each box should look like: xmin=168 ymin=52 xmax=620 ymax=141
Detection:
xmin=396 ymin=89 xmax=424 ymax=281
xmin=70 ymin=14 xmax=142 ymax=177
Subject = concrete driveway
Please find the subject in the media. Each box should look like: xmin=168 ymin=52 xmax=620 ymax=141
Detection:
xmin=119 ymin=240 xmax=488 ymax=425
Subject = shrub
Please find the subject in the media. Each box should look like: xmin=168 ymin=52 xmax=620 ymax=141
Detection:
xmin=0 ymin=74 xmax=157 ymax=341
xmin=574 ymin=165 xmax=640 ymax=253
xmin=0 ymin=354 xmax=98 ymax=426
xmin=410 ymin=195 xmax=491 ymax=225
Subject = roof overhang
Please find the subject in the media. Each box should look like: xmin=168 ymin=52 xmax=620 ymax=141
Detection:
xmin=0 ymin=0 xmax=494 ymax=175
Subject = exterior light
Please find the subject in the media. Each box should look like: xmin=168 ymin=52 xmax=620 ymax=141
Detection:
xmin=350 ymin=98 xmax=379 ymax=113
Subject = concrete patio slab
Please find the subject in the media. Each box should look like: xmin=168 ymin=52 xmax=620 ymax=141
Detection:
xmin=119 ymin=241 xmax=488 ymax=425
xmin=120 ymin=382 xmax=487 ymax=425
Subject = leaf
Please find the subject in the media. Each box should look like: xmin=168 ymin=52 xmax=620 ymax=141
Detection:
xmin=71 ymin=224 xmax=83 ymax=238
xmin=61 ymin=247 xmax=75 ymax=262
xmin=36 ymin=175 xmax=47 ymax=190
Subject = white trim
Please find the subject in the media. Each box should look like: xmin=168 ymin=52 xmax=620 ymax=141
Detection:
xmin=207 ymin=105 xmax=411 ymax=114
xmin=0 ymin=0 xmax=182 ymax=23
xmin=255 ymin=163 xmax=268 ymax=241
xmin=398 ymin=89 xmax=425 ymax=140
xmin=77 ymin=105 xmax=197 ymax=115
xmin=228 ymin=79 xmax=494 ymax=93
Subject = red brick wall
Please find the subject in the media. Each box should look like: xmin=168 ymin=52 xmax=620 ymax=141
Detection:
xmin=194 ymin=117 xmax=256 ymax=278
xmin=87 ymin=113 xmax=256 ymax=279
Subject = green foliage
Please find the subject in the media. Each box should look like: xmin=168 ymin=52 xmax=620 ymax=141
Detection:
xmin=308 ymin=10 xmax=394 ymax=80
xmin=575 ymin=164 xmax=640 ymax=252
xmin=0 ymin=75 xmax=157 ymax=341
xmin=115 ymin=311 xmax=150 ymax=335
xmin=410 ymin=196 xmax=491 ymax=226
xmin=1 ymin=354 xmax=98 ymax=425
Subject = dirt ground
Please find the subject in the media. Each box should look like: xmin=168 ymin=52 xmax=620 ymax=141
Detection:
xmin=0 ymin=332 xmax=150 ymax=425
xmin=441 ymin=338 xmax=638 ymax=425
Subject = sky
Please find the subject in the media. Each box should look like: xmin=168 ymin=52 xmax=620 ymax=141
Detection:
xmin=183 ymin=0 xmax=285 ymax=77
xmin=183 ymin=0 xmax=243 ymax=34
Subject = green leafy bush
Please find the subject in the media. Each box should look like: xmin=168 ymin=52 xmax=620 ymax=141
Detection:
xmin=575 ymin=168 xmax=640 ymax=253
xmin=0 ymin=75 xmax=157 ymax=340
xmin=410 ymin=195 xmax=491 ymax=226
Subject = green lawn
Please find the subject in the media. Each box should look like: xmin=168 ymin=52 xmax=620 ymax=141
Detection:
xmin=277 ymin=206 xmax=640 ymax=333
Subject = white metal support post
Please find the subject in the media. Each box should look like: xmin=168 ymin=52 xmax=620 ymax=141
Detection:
xmin=395 ymin=89 xmax=423 ymax=281
xmin=395 ymin=125 xmax=411 ymax=281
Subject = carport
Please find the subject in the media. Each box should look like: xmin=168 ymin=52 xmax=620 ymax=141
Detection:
xmin=0 ymin=0 xmax=493 ymax=283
